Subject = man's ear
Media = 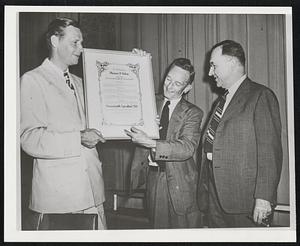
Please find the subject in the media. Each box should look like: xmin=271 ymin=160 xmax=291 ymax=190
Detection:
xmin=50 ymin=35 xmax=59 ymax=48
xmin=183 ymin=84 xmax=192 ymax=94
xmin=230 ymin=57 xmax=239 ymax=67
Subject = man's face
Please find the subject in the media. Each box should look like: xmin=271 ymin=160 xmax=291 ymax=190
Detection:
xmin=55 ymin=25 xmax=83 ymax=67
xmin=163 ymin=65 xmax=191 ymax=100
xmin=208 ymin=47 xmax=233 ymax=89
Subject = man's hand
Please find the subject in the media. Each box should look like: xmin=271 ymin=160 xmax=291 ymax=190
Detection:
xmin=81 ymin=128 xmax=106 ymax=149
xmin=124 ymin=127 xmax=156 ymax=148
xmin=253 ymin=198 xmax=272 ymax=225
xmin=132 ymin=48 xmax=151 ymax=58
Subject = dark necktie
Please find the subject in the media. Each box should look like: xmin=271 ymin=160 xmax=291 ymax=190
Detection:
xmin=159 ymin=100 xmax=170 ymax=140
xmin=64 ymin=71 xmax=83 ymax=123
xmin=64 ymin=72 xmax=75 ymax=91
xmin=204 ymin=90 xmax=229 ymax=153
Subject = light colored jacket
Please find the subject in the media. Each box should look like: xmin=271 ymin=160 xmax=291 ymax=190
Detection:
xmin=20 ymin=58 xmax=105 ymax=213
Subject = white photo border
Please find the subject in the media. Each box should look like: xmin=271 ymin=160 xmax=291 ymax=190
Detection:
xmin=4 ymin=5 xmax=296 ymax=242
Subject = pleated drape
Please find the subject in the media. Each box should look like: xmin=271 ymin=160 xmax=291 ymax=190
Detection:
xmin=119 ymin=13 xmax=288 ymax=204
xmin=19 ymin=12 xmax=289 ymax=207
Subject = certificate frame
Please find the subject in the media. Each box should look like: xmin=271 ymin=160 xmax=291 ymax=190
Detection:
xmin=82 ymin=48 xmax=159 ymax=140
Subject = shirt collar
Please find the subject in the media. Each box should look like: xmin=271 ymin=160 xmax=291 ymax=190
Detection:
xmin=227 ymin=74 xmax=247 ymax=96
xmin=45 ymin=58 xmax=69 ymax=77
xmin=164 ymin=96 xmax=181 ymax=106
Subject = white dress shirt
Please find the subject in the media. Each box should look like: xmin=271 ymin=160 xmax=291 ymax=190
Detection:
xmin=148 ymin=97 xmax=181 ymax=166
xmin=222 ymin=74 xmax=247 ymax=116
xmin=164 ymin=97 xmax=181 ymax=120
xmin=48 ymin=61 xmax=75 ymax=92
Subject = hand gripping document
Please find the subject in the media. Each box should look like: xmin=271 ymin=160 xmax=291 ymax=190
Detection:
xmin=83 ymin=48 xmax=159 ymax=140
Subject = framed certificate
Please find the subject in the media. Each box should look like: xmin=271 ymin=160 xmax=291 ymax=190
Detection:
xmin=82 ymin=48 xmax=159 ymax=140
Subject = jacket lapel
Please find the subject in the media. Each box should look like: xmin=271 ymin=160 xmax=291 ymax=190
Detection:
xmin=220 ymin=78 xmax=250 ymax=123
xmin=41 ymin=59 xmax=86 ymax=127
xmin=167 ymin=98 xmax=186 ymax=138
xmin=202 ymin=78 xmax=250 ymax=145
xmin=41 ymin=60 xmax=75 ymax=100
xmin=71 ymin=75 xmax=86 ymax=126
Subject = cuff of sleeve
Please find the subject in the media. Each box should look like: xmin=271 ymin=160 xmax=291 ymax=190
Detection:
xmin=154 ymin=141 xmax=166 ymax=160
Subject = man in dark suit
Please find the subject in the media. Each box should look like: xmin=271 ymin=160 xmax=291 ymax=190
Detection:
xmin=125 ymin=56 xmax=203 ymax=228
xmin=199 ymin=40 xmax=282 ymax=227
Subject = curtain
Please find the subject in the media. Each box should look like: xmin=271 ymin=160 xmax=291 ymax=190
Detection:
xmin=19 ymin=12 xmax=289 ymax=212
xmin=117 ymin=13 xmax=288 ymax=205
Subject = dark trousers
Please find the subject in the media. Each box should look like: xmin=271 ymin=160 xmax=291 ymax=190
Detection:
xmin=146 ymin=168 xmax=201 ymax=229
xmin=207 ymin=161 xmax=256 ymax=228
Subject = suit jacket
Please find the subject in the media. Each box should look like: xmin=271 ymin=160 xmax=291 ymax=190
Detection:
xmin=199 ymin=78 xmax=282 ymax=214
xmin=130 ymin=95 xmax=203 ymax=215
xmin=20 ymin=58 xmax=105 ymax=213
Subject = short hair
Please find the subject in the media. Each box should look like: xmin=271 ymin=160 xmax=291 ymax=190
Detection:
xmin=212 ymin=40 xmax=246 ymax=66
xmin=169 ymin=58 xmax=195 ymax=84
xmin=46 ymin=17 xmax=80 ymax=51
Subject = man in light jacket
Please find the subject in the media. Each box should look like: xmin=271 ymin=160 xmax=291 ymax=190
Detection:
xmin=20 ymin=17 xmax=107 ymax=229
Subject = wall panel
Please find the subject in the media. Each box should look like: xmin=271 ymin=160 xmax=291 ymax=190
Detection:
xmin=266 ymin=15 xmax=289 ymax=204
xmin=247 ymin=15 xmax=269 ymax=85
xmin=138 ymin=14 xmax=161 ymax=92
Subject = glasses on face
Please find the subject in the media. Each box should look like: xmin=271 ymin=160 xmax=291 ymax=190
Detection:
xmin=165 ymin=76 xmax=189 ymax=87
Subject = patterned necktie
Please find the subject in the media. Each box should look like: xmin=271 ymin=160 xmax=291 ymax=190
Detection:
xmin=204 ymin=90 xmax=229 ymax=153
xmin=64 ymin=72 xmax=75 ymax=91
xmin=159 ymin=101 xmax=170 ymax=140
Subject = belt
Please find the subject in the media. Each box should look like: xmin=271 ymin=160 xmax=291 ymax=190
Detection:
xmin=149 ymin=162 xmax=166 ymax=172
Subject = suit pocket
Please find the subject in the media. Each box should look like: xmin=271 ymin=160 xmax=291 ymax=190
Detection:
xmin=167 ymin=175 xmax=195 ymax=215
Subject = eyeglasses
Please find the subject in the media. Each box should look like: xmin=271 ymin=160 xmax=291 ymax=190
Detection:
xmin=165 ymin=76 xmax=189 ymax=87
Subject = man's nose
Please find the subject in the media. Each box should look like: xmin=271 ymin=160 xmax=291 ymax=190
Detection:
xmin=208 ymin=66 xmax=213 ymax=76
xmin=167 ymin=81 xmax=175 ymax=89
xmin=78 ymin=43 xmax=83 ymax=52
